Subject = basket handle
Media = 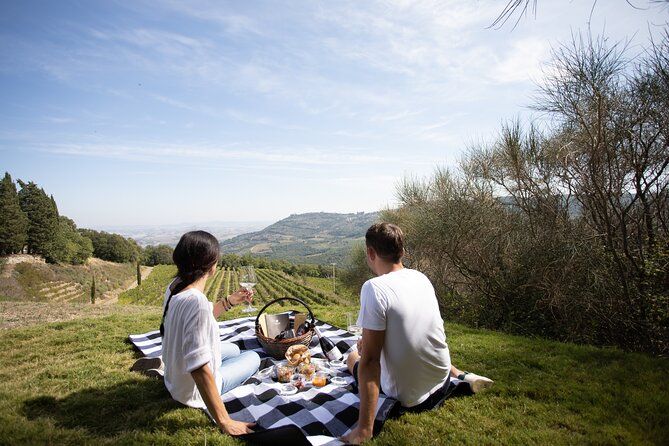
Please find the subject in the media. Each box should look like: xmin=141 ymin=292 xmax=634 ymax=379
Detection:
xmin=255 ymin=297 xmax=315 ymax=328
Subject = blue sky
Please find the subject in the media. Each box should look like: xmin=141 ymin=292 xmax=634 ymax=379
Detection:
xmin=0 ymin=1 xmax=666 ymax=228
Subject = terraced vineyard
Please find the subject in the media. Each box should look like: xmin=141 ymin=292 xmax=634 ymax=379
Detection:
xmin=118 ymin=265 xmax=177 ymax=306
xmin=0 ymin=258 xmax=136 ymax=303
xmin=120 ymin=266 xmax=349 ymax=308
xmin=38 ymin=281 xmax=85 ymax=302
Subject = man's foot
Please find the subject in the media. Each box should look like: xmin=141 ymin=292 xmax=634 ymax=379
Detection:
xmin=130 ymin=357 xmax=163 ymax=373
xmin=458 ymin=372 xmax=494 ymax=393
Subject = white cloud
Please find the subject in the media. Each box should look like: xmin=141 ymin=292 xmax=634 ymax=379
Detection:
xmin=490 ymin=37 xmax=550 ymax=83
xmin=31 ymin=141 xmax=400 ymax=168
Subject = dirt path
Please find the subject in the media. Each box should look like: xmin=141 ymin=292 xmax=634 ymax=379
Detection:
xmin=0 ymin=301 xmax=160 ymax=330
xmin=100 ymin=265 xmax=153 ymax=305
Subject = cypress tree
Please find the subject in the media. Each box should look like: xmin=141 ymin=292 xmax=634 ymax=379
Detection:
xmin=0 ymin=173 xmax=29 ymax=254
xmin=136 ymin=260 xmax=142 ymax=285
xmin=91 ymin=273 xmax=96 ymax=304
xmin=17 ymin=180 xmax=58 ymax=256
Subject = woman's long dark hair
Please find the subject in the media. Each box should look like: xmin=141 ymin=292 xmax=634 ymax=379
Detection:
xmin=160 ymin=230 xmax=220 ymax=336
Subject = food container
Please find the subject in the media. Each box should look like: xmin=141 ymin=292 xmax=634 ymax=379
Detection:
xmin=330 ymin=376 xmax=347 ymax=386
xmin=277 ymin=365 xmax=295 ymax=383
xmin=298 ymin=363 xmax=316 ymax=380
xmin=256 ymin=366 xmax=274 ymax=379
xmin=286 ymin=344 xmax=311 ymax=366
xmin=290 ymin=373 xmax=306 ymax=390
xmin=310 ymin=358 xmax=329 ymax=371
xmin=312 ymin=372 xmax=327 ymax=387
xmin=280 ymin=384 xmax=298 ymax=396
xmin=329 ymin=359 xmax=346 ymax=368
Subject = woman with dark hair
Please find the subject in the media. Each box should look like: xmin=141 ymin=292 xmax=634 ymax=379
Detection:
xmin=162 ymin=230 xmax=260 ymax=436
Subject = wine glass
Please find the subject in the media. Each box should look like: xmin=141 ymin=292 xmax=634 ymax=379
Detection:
xmin=346 ymin=312 xmax=362 ymax=340
xmin=239 ymin=266 xmax=257 ymax=313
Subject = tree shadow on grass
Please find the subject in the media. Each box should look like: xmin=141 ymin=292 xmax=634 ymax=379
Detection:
xmin=22 ymin=379 xmax=191 ymax=438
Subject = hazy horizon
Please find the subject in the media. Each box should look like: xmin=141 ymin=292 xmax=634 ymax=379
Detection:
xmin=1 ymin=1 xmax=665 ymax=227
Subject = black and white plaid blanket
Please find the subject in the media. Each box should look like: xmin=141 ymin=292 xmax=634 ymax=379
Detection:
xmin=129 ymin=314 xmax=399 ymax=444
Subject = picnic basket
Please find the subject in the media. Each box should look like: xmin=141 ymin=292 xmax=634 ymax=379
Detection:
xmin=255 ymin=297 xmax=315 ymax=360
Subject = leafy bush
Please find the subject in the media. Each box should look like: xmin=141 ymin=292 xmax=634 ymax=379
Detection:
xmin=79 ymin=229 xmax=141 ymax=263
xmin=346 ymin=33 xmax=669 ymax=355
xmin=142 ymin=244 xmax=173 ymax=266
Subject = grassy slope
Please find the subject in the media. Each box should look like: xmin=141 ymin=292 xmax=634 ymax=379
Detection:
xmin=118 ymin=265 xmax=177 ymax=306
xmin=0 ymin=304 xmax=667 ymax=445
xmin=299 ymin=275 xmax=358 ymax=302
xmin=0 ymin=259 xmax=136 ymax=303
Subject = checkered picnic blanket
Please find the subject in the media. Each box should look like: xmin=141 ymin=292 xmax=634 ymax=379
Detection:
xmin=129 ymin=314 xmax=398 ymax=442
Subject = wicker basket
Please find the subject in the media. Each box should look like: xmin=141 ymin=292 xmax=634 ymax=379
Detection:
xmin=255 ymin=297 xmax=315 ymax=360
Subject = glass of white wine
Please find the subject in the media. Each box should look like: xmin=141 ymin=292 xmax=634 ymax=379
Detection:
xmin=239 ymin=265 xmax=257 ymax=313
xmin=346 ymin=312 xmax=362 ymax=339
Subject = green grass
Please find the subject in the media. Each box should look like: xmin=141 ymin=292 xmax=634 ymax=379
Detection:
xmin=298 ymin=275 xmax=357 ymax=302
xmin=118 ymin=265 xmax=177 ymax=305
xmin=0 ymin=304 xmax=667 ymax=445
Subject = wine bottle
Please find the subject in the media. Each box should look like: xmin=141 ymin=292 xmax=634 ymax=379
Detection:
xmin=295 ymin=321 xmax=312 ymax=336
xmin=275 ymin=329 xmax=295 ymax=340
xmin=314 ymin=326 xmax=343 ymax=361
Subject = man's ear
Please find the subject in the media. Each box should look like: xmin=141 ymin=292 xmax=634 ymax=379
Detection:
xmin=367 ymin=246 xmax=376 ymax=262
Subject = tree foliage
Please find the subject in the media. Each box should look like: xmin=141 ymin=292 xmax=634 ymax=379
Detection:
xmin=48 ymin=216 xmax=94 ymax=264
xmin=142 ymin=244 xmax=174 ymax=266
xmin=347 ymin=33 xmax=669 ymax=354
xmin=0 ymin=172 xmax=29 ymax=254
xmin=79 ymin=229 xmax=141 ymax=263
xmin=17 ymin=180 xmax=59 ymax=256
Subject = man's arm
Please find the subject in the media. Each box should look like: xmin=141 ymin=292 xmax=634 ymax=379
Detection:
xmin=344 ymin=328 xmax=385 ymax=444
xmin=191 ymin=364 xmax=254 ymax=435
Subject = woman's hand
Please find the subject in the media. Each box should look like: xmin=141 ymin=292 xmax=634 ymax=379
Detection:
xmin=220 ymin=418 xmax=255 ymax=436
xmin=227 ymin=288 xmax=254 ymax=306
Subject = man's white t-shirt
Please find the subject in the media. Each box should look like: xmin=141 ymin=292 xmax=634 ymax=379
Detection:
xmin=162 ymin=283 xmax=222 ymax=409
xmin=357 ymin=268 xmax=451 ymax=407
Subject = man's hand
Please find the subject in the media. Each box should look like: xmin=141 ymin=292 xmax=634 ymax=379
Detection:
xmin=228 ymin=288 xmax=254 ymax=306
xmin=220 ymin=418 xmax=255 ymax=436
xmin=341 ymin=426 xmax=373 ymax=445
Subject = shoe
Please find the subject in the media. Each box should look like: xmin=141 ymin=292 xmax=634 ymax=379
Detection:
xmin=144 ymin=368 xmax=164 ymax=380
xmin=459 ymin=372 xmax=494 ymax=393
xmin=130 ymin=356 xmax=163 ymax=373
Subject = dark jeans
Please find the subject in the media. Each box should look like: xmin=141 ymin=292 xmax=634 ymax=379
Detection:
xmin=352 ymin=361 xmax=452 ymax=414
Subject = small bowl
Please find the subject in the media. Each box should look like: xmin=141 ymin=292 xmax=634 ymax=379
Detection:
xmin=330 ymin=376 xmax=348 ymax=386
xmin=290 ymin=373 xmax=307 ymax=390
xmin=280 ymin=384 xmax=298 ymax=395
xmin=256 ymin=366 xmax=274 ymax=379
xmin=329 ymin=359 xmax=346 ymax=368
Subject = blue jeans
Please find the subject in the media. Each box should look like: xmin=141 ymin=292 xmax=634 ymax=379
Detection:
xmin=219 ymin=342 xmax=260 ymax=395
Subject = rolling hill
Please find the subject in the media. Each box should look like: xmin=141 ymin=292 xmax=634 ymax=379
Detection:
xmin=219 ymin=211 xmax=379 ymax=264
